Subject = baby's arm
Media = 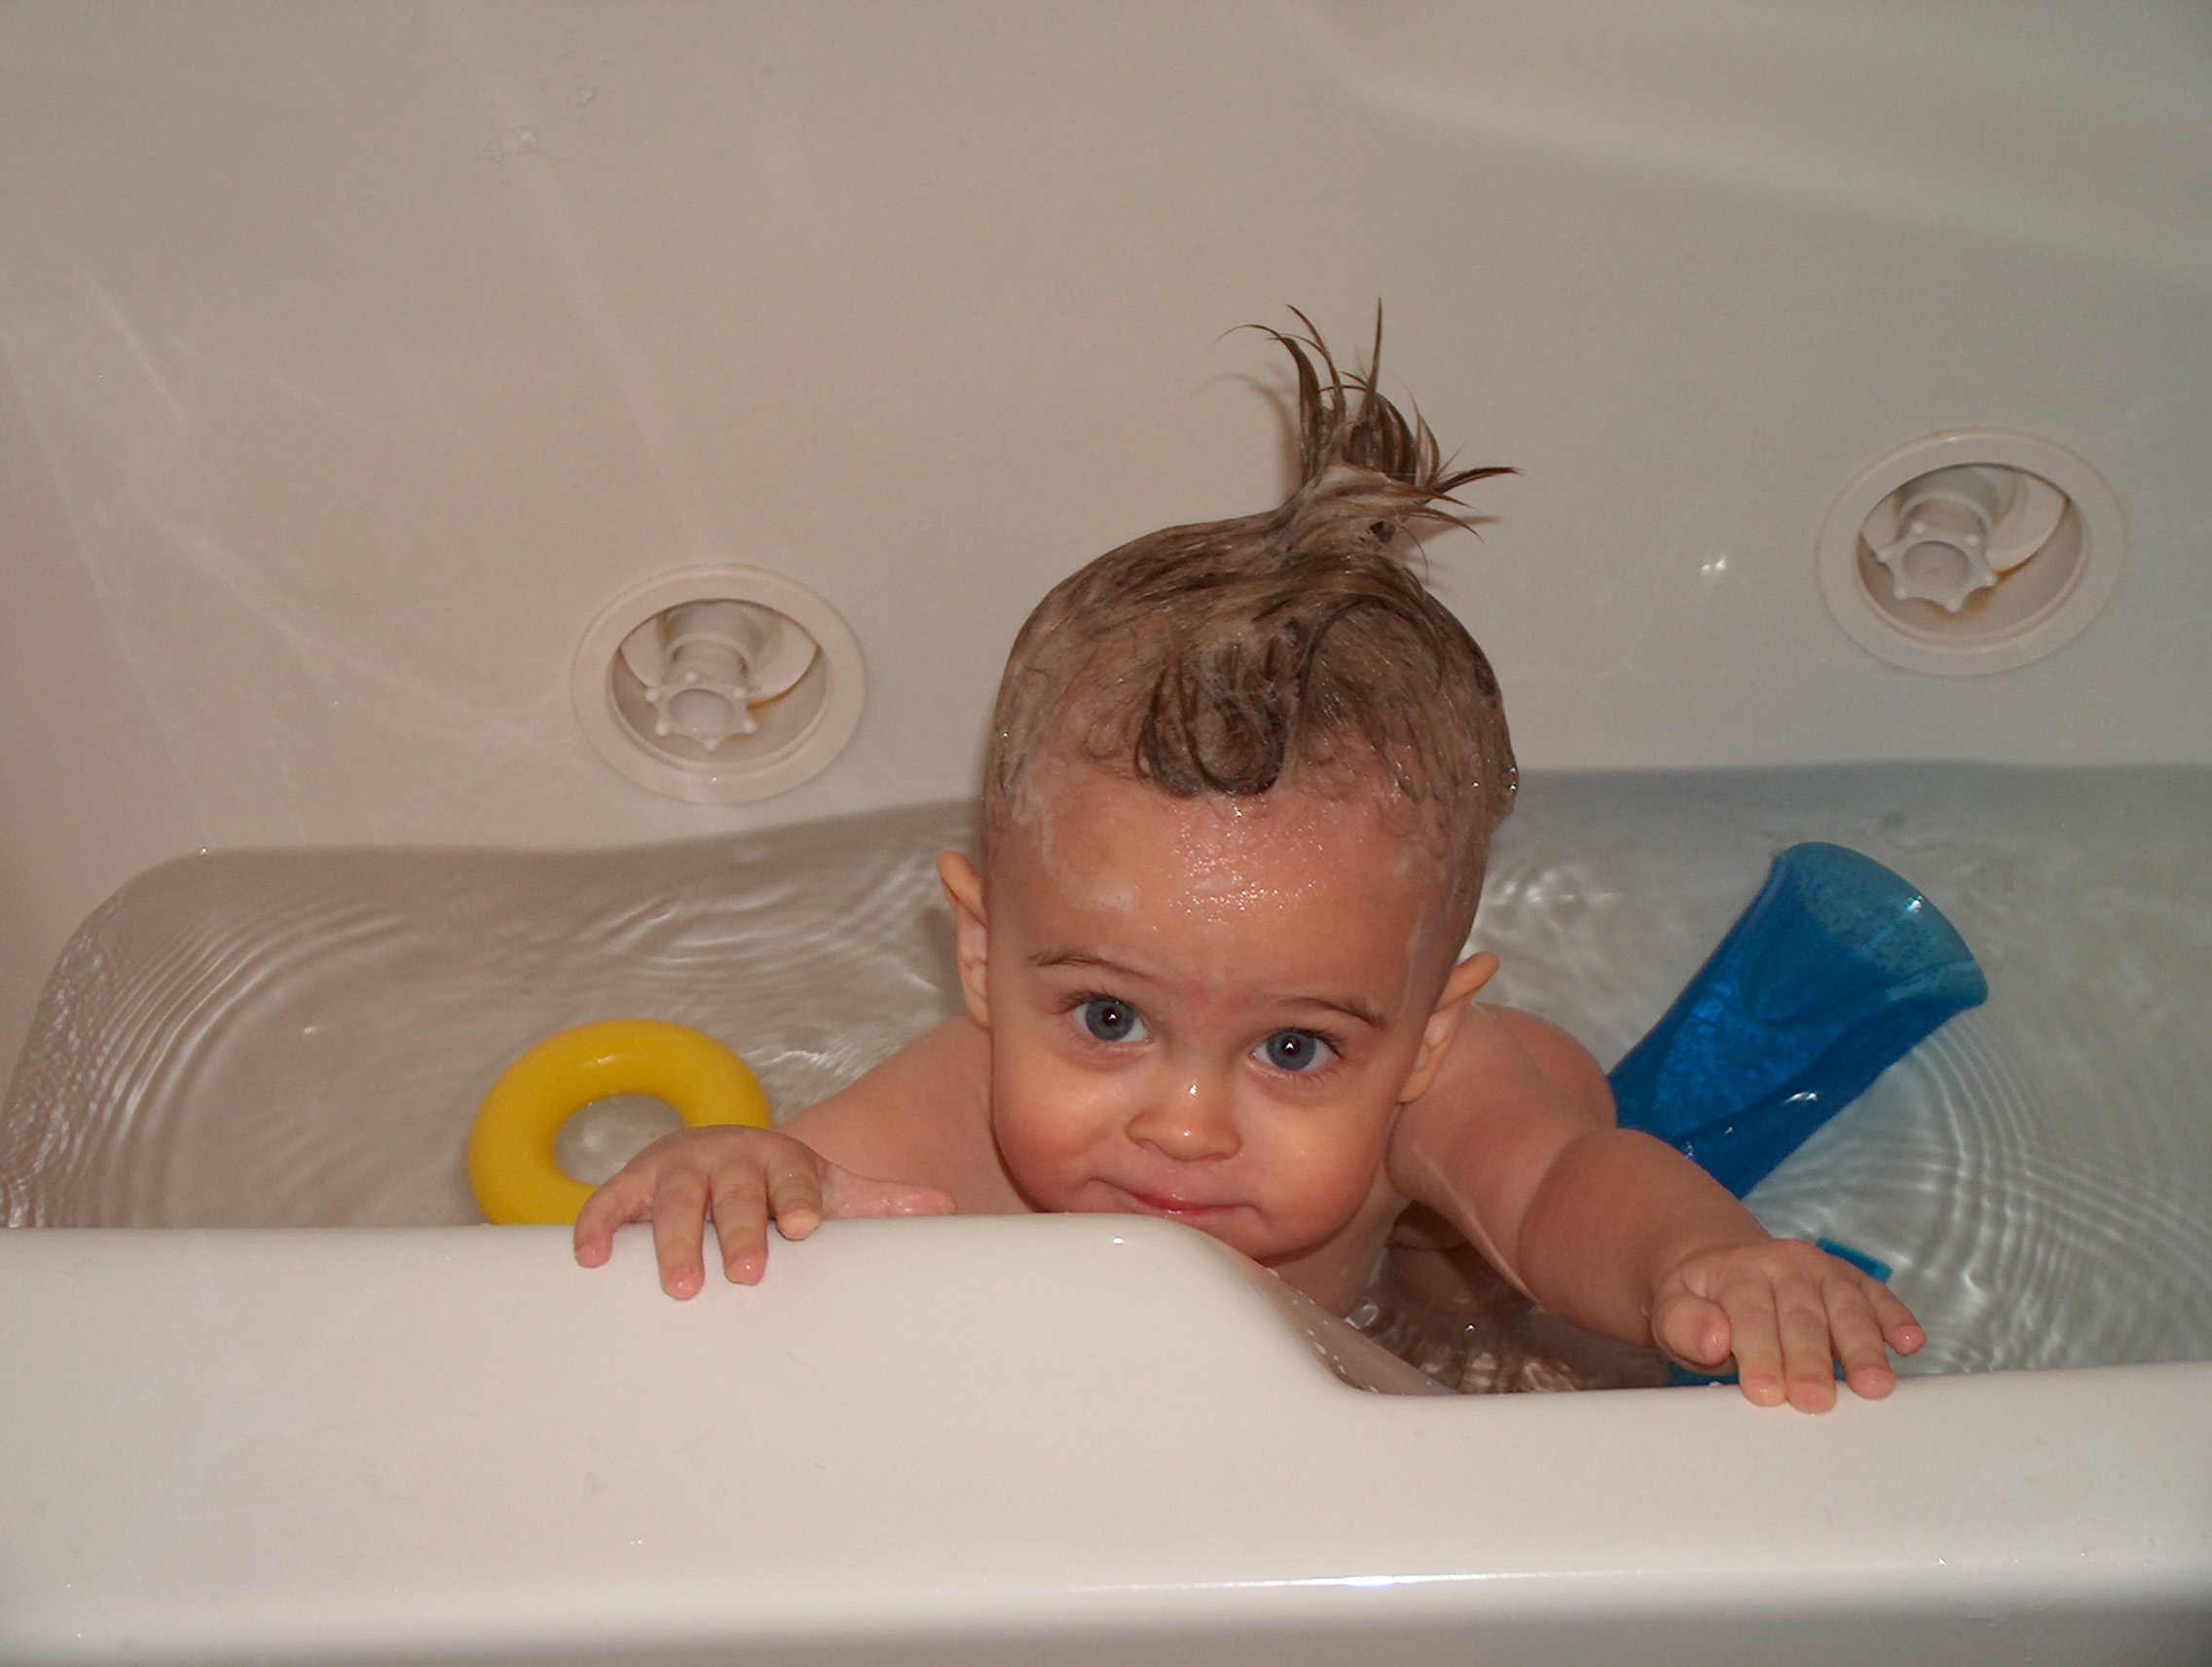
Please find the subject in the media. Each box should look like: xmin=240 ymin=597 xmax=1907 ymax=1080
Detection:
xmin=1388 ymin=1002 xmax=1924 ymax=1412
xmin=572 ymin=1019 xmax=995 ymax=1297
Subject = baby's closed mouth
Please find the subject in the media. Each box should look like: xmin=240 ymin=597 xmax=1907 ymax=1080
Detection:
xmin=1107 ymin=1183 xmax=1238 ymax=1219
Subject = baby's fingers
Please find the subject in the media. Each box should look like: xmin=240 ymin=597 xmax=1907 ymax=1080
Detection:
xmin=1869 ymin=1280 xmax=1927 ymax=1357
xmin=1650 ymin=1288 xmax=1733 ymax=1375
xmin=1774 ymin=1282 xmax=1844 ymax=1412
xmin=756 ymin=1149 xmax=831 ymax=1238
xmin=706 ymin=1162 xmax=780 ymax=1287
xmin=1718 ymin=1290 xmax=1792 ymax=1409
xmin=1829 ymin=1278 xmax=1925 ymax=1400
xmin=647 ymin=1166 xmax=718 ymax=1299
xmin=1825 ymin=1285 xmax=1899 ymax=1401
xmin=572 ymin=1165 xmax=652 ymax=1268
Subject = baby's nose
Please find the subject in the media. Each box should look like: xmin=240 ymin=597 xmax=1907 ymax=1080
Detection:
xmin=1128 ymin=1071 xmax=1241 ymax=1161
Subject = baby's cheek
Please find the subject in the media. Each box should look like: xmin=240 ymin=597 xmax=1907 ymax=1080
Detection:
xmin=990 ymin=1092 xmax=1090 ymax=1208
xmin=995 ymin=1135 xmax=1064 ymax=1208
xmin=1278 ymin=1126 xmax=1394 ymax=1231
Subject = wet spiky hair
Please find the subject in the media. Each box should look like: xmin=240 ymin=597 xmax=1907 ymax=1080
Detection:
xmin=983 ymin=311 xmax=1517 ymax=941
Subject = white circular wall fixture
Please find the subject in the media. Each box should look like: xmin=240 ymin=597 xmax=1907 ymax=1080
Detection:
xmin=1817 ymin=431 xmax=2124 ymax=676
xmin=572 ymin=565 xmax=866 ymax=802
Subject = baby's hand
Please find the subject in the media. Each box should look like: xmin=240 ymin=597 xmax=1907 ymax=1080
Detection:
xmin=1650 ymin=1239 xmax=1926 ymax=1412
xmin=571 ymin=1127 xmax=955 ymax=1298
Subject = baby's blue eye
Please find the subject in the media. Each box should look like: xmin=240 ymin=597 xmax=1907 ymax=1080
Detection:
xmin=1257 ymin=1029 xmax=1336 ymax=1073
xmin=1077 ymin=999 xmax=1146 ymax=1044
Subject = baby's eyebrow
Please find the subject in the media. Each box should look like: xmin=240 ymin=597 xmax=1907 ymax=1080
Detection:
xmin=1030 ymin=949 xmax=1144 ymax=978
xmin=1292 ymin=994 xmax=1388 ymax=1030
xmin=1031 ymin=950 xmax=1384 ymax=1029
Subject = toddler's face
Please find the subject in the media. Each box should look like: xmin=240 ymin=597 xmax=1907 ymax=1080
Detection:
xmin=943 ymin=761 xmax=1487 ymax=1273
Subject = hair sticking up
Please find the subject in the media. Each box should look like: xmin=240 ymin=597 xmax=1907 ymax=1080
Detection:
xmin=1267 ymin=307 xmax=1507 ymax=563
xmin=983 ymin=310 xmax=1518 ymax=943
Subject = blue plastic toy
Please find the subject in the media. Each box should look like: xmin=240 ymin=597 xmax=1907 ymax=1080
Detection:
xmin=1608 ymin=841 xmax=1987 ymax=1200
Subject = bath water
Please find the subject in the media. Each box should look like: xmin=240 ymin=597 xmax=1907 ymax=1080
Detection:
xmin=6 ymin=766 xmax=2208 ymax=1379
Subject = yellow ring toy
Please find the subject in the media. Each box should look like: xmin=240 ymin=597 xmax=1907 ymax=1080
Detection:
xmin=467 ymin=1019 xmax=772 ymax=1226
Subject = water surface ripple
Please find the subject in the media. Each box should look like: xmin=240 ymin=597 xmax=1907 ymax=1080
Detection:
xmin=6 ymin=769 xmax=2208 ymax=1375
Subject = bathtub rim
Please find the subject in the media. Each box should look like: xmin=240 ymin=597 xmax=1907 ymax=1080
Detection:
xmin=3 ymin=1215 xmax=2206 ymax=1666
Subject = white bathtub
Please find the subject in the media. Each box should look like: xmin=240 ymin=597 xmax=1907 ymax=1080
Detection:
xmin=3 ymin=3 xmax=2209 ymax=1661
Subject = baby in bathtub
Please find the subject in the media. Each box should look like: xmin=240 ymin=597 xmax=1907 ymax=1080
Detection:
xmin=573 ymin=318 xmax=1924 ymax=1413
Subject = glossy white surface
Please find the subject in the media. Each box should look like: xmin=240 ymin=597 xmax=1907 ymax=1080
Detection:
xmin=4 ymin=1218 xmax=2207 ymax=1666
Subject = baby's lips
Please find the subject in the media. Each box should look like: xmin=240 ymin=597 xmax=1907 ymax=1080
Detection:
xmin=1111 ymin=1182 xmax=1238 ymax=1217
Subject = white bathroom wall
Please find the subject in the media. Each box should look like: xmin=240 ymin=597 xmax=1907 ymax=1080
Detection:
xmin=3 ymin=1 xmax=2209 ymax=1068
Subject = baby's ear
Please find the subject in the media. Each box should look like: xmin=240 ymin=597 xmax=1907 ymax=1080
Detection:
xmin=1400 ymin=951 xmax=1499 ymax=1103
xmin=937 ymin=851 xmax=992 ymax=1026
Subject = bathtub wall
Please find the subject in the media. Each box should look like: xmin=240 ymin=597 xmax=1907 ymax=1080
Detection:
xmin=3 ymin=1 xmax=2209 ymax=1067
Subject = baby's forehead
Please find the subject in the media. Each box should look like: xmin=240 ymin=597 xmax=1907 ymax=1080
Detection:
xmin=981 ymin=759 xmax=1475 ymax=998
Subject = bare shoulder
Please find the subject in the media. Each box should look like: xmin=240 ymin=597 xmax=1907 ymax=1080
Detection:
xmin=1388 ymin=1001 xmax=1615 ymax=1198
xmin=780 ymin=1019 xmax=1017 ymax=1208
xmin=1449 ymin=1004 xmax=1616 ymax=1128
